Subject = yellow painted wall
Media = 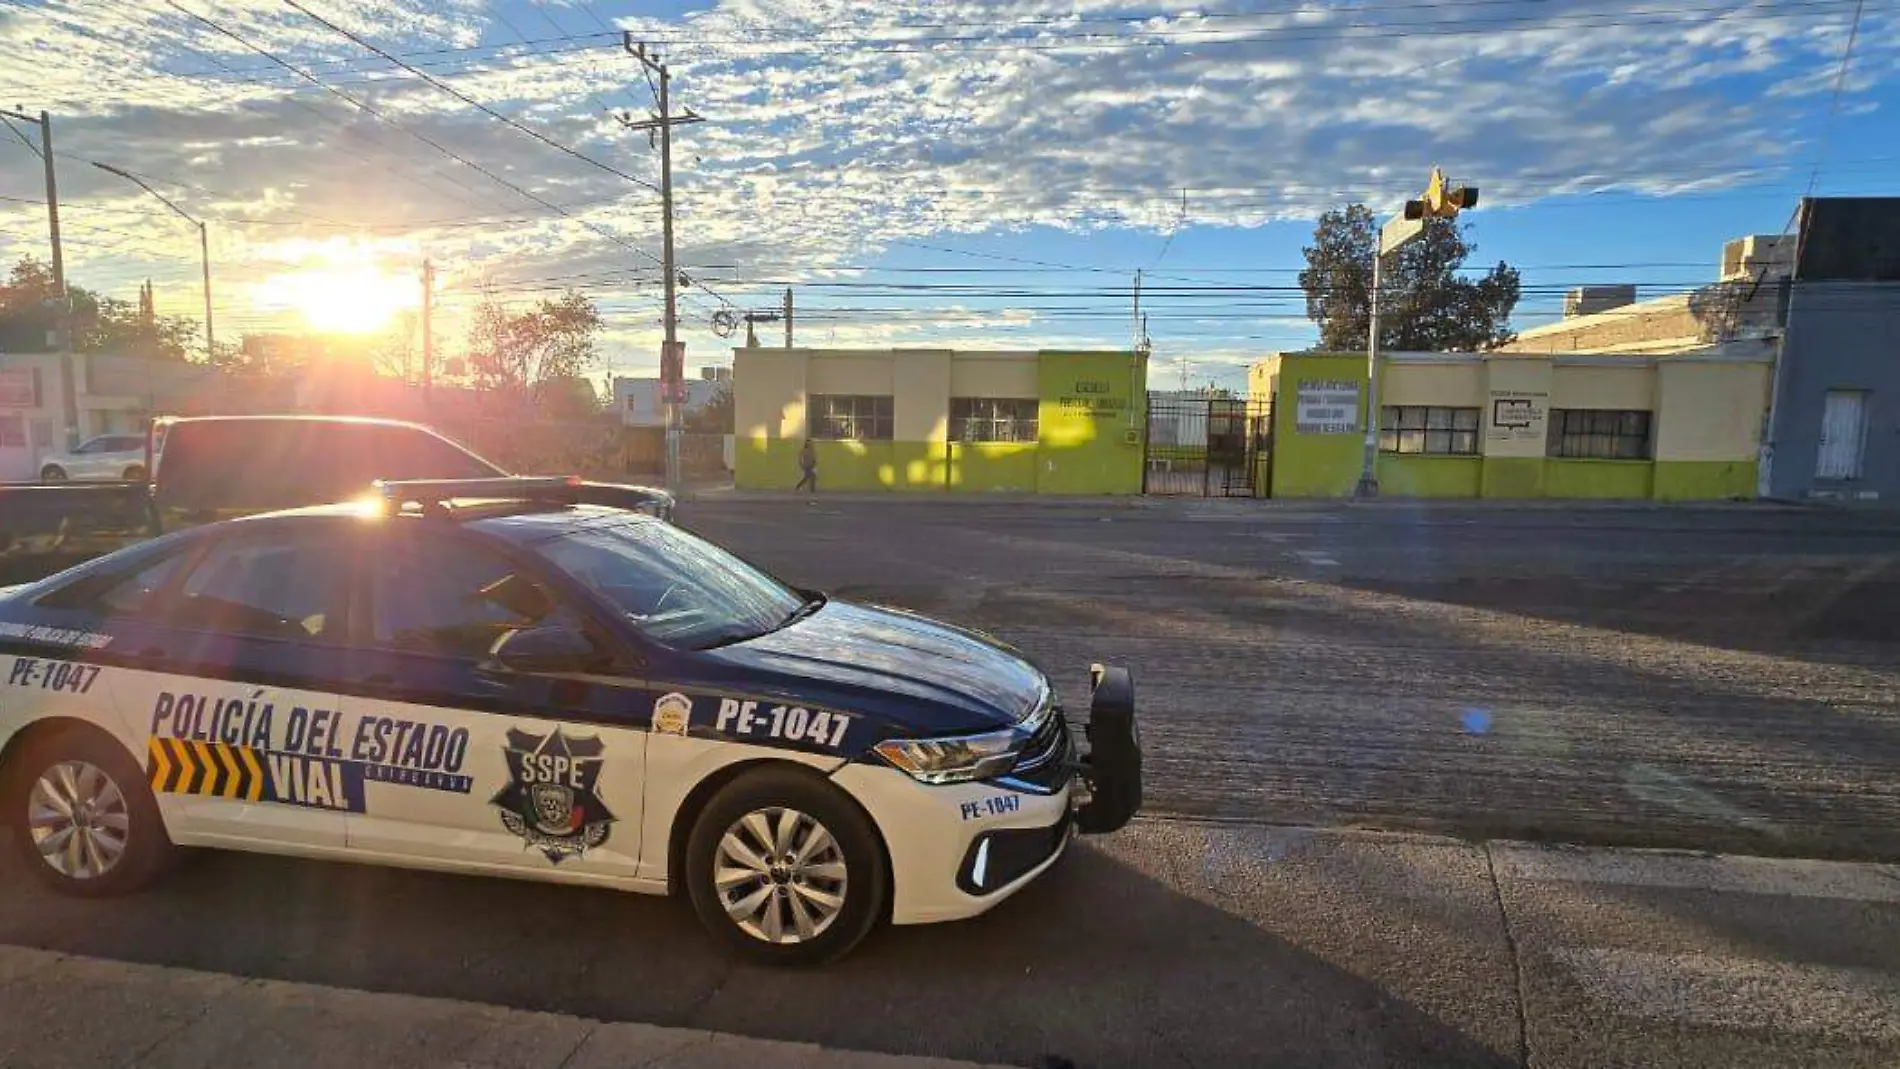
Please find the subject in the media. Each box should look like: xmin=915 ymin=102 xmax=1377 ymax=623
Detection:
xmin=1247 ymin=357 xmax=1281 ymax=406
xmin=734 ymin=348 xmax=810 ymax=490
xmin=808 ymin=355 xmax=893 ymax=394
xmin=1654 ymin=361 xmax=1771 ymax=461
xmin=951 ymin=441 xmax=1038 ymax=492
xmin=893 ymin=349 xmax=951 ymax=447
xmin=1379 ymin=455 xmax=1481 ymax=497
xmin=950 ymin=355 xmax=1039 ymax=398
xmin=1381 ymin=360 xmax=1483 ymax=407
xmin=1552 ymin=363 xmax=1655 ymax=411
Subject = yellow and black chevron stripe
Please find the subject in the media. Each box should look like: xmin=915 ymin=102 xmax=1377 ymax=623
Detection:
xmin=147 ymin=738 xmax=265 ymax=801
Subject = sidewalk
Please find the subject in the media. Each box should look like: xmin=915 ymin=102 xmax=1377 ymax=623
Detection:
xmin=684 ymin=485 xmax=1824 ymax=512
xmin=0 ymin=945 xmax=1010 ymax=1069
xmin=3 ymin=823 xmax=1898 ymax=1068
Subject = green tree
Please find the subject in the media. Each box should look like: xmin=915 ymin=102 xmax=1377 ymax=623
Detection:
xmin=465 ymin=290 xmax=603 ymax=407
xmin=1297 ymin=205 xmax=1521 ymax=352
xmin=1 ymin=255 xmax=200 ymax=359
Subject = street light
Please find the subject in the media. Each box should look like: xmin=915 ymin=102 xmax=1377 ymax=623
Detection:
xmin=89 ymin=161 xmax=214 ymax=361
xmin=1356 ymin=167 xmax=1481 ymax=499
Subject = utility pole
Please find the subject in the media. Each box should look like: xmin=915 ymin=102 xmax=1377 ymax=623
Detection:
xmin=1132 ymin=270 xmax=1141 ymax=353
xmin=90 ymin=161 xmax=215 ymax=361
xmin=420 ymin=259 xmax=435 ymax=404
xmin=783 ymin=287 xmax=793 ymax=348
xmin=622 ymin=35 xmax=702 ymax=495
xmin=1356 ymin=168 xmax=1480 ymax=499
xmin=5 ymin=107 xmax=71 ymax=443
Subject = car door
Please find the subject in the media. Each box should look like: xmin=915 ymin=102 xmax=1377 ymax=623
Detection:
xmin=335 ymin=529 xmax=648 ymax=880
xmin=101 ymin=527 xmax=359 ymax=849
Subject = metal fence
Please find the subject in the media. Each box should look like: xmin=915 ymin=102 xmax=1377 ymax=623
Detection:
xmin=1143 ymin=393 xmax=1273 ymax=497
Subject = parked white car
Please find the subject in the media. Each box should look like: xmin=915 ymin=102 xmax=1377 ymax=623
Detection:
xmin=37 ymin=435 xmax=150 ymax=483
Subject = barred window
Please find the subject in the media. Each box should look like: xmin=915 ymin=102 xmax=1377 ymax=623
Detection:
xmin=950 ymin=397 xmax=1040 ymax=443
xmin=809 ymin=395 xmax=893 ymax=441
xmin=1379 ymin=406 xmax=1480 ymax=455
xmin=1547 ymin=409 xmax=1652 ymax=459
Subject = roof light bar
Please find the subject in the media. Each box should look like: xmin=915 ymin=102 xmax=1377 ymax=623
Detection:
xmin=373 ymin=475 xmax=583 ymax=512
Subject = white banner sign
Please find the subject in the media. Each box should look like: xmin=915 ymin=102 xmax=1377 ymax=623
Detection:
xmin=1295 ymin=379 xmax=1361 ymax=435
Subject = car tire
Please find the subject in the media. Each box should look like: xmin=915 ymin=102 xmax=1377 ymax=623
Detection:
xmin=4 ymin=727 xmax=175 ymax=898
xmin=39 ymin=465 xmax=67 ymax=482
xmin=684 ymin=766 xmax=888 ymax=966
xmin=122 ymin=465 xmax=146 ymax=482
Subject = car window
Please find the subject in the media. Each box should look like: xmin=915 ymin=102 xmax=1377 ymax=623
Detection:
xmin=107 ymin=436 xmax=143 ymax=452
xmin=368 ymin=427 xmax=504 ymax=482
xmin=537 ymin=519 xmax=803 ymax=650
xmin=73 ymin=438 xmax=103 ymax=454
xmin=37 ymin=547 xmax=193 ymax=617
xmin=371 ymin=538 xmax=577 ymax=660
xmin=171 ymin=534 xmax=346 ymax=641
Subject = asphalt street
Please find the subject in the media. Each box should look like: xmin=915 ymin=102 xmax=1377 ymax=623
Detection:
xmin=4 ymin=498 xmax=1900 ymax=1068
xmin=682 ymin=498 xmax=1900 ymax=862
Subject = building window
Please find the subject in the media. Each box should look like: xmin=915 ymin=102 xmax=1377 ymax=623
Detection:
xmin=950 ymin=397 xmax=1039 ymax=443
xmin=1380 ymin=406 xmax=1479 ymax=455
xmin=809 ymin=394 xmax=893 ymax=441
xmin=1547 ymin=409 xmax=1652 ymax=459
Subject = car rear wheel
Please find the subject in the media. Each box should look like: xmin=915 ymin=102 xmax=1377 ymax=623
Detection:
xmin=684 ymin=766 xmax=887 ymax=966
xmin=122 ymin=465 xmax=146 ymax=482
xmin=39 ymin=465 xmax=67 ymax=482
xmin=6 ymin=729 xmax=174 ymax=897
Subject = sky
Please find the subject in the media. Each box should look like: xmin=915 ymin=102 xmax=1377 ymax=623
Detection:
xmin=1 ymin=0 xmax=1897 ymax=392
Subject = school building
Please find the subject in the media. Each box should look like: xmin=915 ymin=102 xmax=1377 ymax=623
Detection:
xmin=732 ymin=347 xmax=1148 ymax=493
xmin=1249 ymin=346 xmax=1773 ymax=500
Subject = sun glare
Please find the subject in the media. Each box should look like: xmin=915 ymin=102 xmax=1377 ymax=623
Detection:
xmin=255 ymin=262 xmax=417 ymax=335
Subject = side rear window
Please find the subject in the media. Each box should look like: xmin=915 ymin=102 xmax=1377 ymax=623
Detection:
xmin=369 ymin=427 xmax=502 ymax=482
xmin=171 ymin=534 xmax=349 ymax=641
xmin=37 ymin=548 xmax=194 ymax=617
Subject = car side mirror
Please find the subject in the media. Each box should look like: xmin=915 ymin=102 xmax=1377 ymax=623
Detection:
xmin=490 ymin=626 xmax=604 ymax=674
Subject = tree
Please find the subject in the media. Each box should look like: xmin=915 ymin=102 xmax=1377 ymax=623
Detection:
xmin=1297 ymin=205 xmax=1521 ymax=352
xmin=465 ymin=290 xmax=603 ymax=408
xmin=1 ymin=255 xmax=200 ymax=359
xmin=685 ymin=384 xmax=733 ymax=433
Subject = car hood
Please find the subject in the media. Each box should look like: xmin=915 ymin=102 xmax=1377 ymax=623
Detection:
xmin=700 ymin=600 xmax=1047 ymax=737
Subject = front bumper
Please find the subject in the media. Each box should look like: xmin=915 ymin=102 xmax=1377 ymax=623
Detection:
xmin=828 ymin=662 xmax=1142 ymax=925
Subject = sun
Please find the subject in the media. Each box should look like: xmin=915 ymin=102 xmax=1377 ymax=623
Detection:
xmin=256 ymin=263 xmax=417 ymax=335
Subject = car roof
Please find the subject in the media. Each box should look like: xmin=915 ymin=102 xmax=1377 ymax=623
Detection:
xmin=162 ymin=414 xmax=432 ymax=430
xmin=226 ymin=501 xmax=640 ymax=545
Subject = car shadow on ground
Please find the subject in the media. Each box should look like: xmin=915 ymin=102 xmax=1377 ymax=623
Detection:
xmin=0 ymin=831 xmax=1516 ymax=1069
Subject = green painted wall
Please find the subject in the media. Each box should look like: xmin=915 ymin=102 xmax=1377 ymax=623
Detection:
xmin=1269 ymin=353 xmax=1368 ymax=498
xmin=1035 ymin=351 xmax=1145 ymax=495
xmin=951 ymin=442 xmax=1039 ymax=492
xmin=735 ymin=437 xmax=799 ymax=490
xmin=1378 ymin=456 xmax=1481 ymax=498
xmin=804 ymin=440 xmax=894 ymax=491
xmin=1545 ymin=460 xmax=1653 ymax=499
xmin=1653 ymin=460 xmax=1757 ymax=500
xmin=887 ymin=441 xmax=948 ymax=491
xmin=1480 ymin=457 xmax=1546 ymax=498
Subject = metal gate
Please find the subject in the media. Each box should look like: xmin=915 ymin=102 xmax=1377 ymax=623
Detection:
xmin=1143 ymin=393 xmax=1273 ymax=497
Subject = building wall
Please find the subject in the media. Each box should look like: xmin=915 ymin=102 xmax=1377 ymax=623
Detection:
xmin=733 ymin=347 xmax=1144 ymax=493
xmin=1765 ymin=281 xmax=1900 ymax=502
xmin=1253 ymin=350 xmax=1770 ymax=501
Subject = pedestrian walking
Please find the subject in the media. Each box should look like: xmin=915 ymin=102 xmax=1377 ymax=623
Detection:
xmin=795 ymin=439 xmax=817 ymax=493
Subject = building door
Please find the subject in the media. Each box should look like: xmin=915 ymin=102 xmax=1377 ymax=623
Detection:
xmin=1815 ymin=390 xmax=1869 ymax=480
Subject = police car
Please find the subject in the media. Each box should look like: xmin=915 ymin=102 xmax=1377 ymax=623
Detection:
xmin=0 ymin=477 xmax=1140 ymax=964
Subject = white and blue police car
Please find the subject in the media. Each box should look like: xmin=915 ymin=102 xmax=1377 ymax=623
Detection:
xmin=0 ymin=477 xmax=1140 ymax=964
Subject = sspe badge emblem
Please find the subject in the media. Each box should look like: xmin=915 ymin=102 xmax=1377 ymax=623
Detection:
xmin=493 ymin=727 xmax=614 ymax=863
xmin=651 ymin=692 xmax=693 ymax=736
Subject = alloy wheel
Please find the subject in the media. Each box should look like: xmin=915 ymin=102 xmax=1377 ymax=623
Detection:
xmin=27 ymin=760 xmax=131 ymax=880
xmin=713 ymin=806 xmax=848 ymax=944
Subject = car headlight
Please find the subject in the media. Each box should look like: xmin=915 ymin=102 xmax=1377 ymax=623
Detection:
xmin=874 ymin=729 xmax=1023 ymax=785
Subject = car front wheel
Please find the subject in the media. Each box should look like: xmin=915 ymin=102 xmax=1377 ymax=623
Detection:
xmin=684 ymin=766 xmax=887 ymax=966
xmin=39 ymin=465 xmax=67 ymax=482
xmin=5 ymin=728 xmax=174 ymax=897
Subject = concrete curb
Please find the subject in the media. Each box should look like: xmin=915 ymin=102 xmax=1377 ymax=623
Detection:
xmin=682 ymin=489 xmax=1822 ymax=513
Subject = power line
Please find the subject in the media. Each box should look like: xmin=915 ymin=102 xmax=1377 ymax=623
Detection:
xmin=1804 ymin=0 xmax=1868 ymax=199
xmin=281 ymin=0 xmax=661 ymax=195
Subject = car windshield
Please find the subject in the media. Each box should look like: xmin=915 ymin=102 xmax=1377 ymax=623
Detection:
xmin=536 ymin=518 xmax=807 ymax=651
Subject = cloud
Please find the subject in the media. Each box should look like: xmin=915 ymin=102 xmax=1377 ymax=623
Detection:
xmin=3 ymin=0 xmax=1897 ymax=369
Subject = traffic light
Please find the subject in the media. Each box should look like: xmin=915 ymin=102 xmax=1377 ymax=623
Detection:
xmin=1418 ymin=167 xmax=1479 ymax=218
